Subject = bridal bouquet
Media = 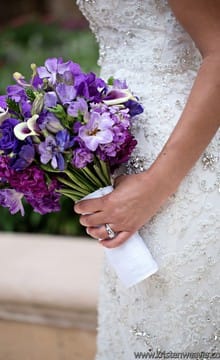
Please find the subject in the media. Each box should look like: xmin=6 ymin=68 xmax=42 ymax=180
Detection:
xmin=0 ymin=57 xmax=158 ymax=287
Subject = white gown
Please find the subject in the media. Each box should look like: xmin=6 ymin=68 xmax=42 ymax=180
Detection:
xmin=77 ymin=0 xmax=220 ymax=358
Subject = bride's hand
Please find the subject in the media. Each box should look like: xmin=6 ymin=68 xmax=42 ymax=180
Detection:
xmin=74 ymin=171 xmax=170 ymax=248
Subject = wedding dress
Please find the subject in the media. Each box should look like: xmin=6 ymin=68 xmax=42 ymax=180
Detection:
xmin=77 ymin=1 xmax=220 ymax=358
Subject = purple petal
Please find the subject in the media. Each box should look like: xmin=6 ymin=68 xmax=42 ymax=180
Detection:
xmin=56 ymin=84 xmax=76 ymax=104
xmin=0 ymin=189 xmax=24 ymax=216
xmin=44 ymin=92 xmax=58 ymax=108
xmin=45 ymin=58 xmax=58 ymax=73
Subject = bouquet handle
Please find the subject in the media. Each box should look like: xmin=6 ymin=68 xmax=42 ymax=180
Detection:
xmin=81 ymin=185 xmax=158 ymax=288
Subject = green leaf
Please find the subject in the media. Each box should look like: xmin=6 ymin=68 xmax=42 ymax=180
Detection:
xmin=6 ymin=98 xmax=21 ymax=117
xmin=107 ymin=76 xmax=114 ymax=85
xmin=25 ymin=88 xmax=36 ymax=102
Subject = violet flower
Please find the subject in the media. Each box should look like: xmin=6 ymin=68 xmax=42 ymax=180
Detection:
xmin=0 ymin=189 xmax=24 ymax=216
xmin=67 ymin=97 xmax=88 ymax=118
xmin=72 ymin=147 xmax=94 ymax=168
xmin=56 ymin=83 xmax=76 ymax=104
xmin=0 ymin=118 xmax=20 ymax=154
xmin=10 ymin=143 xmax=35 ymax=171
xmin=79 ymin=111 xmax=114 ymax=151
xmin=38 ymin=129 xmax=74 ymax=170
xmin=37 ymin=58 xmax=81 ymax=85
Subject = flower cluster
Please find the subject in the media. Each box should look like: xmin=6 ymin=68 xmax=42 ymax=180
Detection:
xmin=0 ymin=57 xmax=143 ymax=215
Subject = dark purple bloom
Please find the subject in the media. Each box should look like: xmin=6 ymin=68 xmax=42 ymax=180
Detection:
xmin=7 ymin=165 xmax=61 ymax=214
xmin=75 ymin=72 xmax=106 ymax=102
xmin=56 ymin=83 xmax=76 ymax=104
xmin=10 ymin=143 xmax=35 ymax=171
xmin=72 ymin=147 xmax=94 ymax=168
xmin=25 ymin=179 xmax=61 ymax=215
xmin=0 ymin=118 xmax=20 ymax=154
xmin=124 ymin=99 xmax=144 ymax=117
xmin=38 ymin=130 xmax=74 ymax=170
xmin=0 ymin=156 xmax=12 ymax=182
xmin=67 ymin=98 xmax=88 ymax=117
xmin=0 ymin=189 xmax=24 ymax=215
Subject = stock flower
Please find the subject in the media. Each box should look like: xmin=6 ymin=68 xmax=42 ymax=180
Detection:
xmin=38 ymin=129 xmax=74 ymax=170
xmin=79 ymin=111 xmax=114 ymax=151
xmin=72 ymin=147 xmax=94 ymax=168
xmin=25 ymin=179 xmax=61 ymax=215
xmin=0 ymin=118 xmax=20 ymax=154
xmin=0 ymin=189 xmax=24 ymax=216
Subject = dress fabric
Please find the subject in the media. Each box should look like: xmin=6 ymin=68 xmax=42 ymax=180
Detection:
xmin=77 ymin=1 xmax=220 ymax=358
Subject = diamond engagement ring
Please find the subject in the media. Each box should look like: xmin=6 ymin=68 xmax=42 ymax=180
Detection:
xmin=105 ymin=223 xmax=116 ymax=239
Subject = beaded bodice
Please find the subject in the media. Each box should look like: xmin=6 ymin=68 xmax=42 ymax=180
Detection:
xmin=77 ymin=1 xmax=220 ymax=358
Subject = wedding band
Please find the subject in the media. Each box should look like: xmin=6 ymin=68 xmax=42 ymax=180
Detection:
xmin=105 ymin=223 xmax=116 ymax=239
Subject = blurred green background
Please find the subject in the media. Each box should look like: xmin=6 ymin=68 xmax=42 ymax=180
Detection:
xmin=0 ymin=0 xmax=99 ymax=235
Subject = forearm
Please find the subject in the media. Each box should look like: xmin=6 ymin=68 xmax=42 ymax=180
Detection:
xmin=147 ymin=54 xmax=220 ymax=196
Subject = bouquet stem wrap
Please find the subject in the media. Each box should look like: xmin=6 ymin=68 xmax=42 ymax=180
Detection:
xmin=81 ymin=185 xmax=158 ymax=288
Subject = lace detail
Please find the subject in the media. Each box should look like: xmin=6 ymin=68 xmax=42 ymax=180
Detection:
xmin=77 ymin=0 xmax=220 ymax=357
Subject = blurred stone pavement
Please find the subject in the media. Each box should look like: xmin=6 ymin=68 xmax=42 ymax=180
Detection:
xmin=0 ymin=232 xmax=103 ymax=360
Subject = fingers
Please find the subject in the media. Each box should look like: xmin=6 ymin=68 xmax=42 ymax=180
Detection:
xmin=86 ymin=225 xmax=112 ymax=240
xmin=74 ymin=197 xmax=105 ymax=215
xmin=100 ymin=231 xmax=131 ymax=248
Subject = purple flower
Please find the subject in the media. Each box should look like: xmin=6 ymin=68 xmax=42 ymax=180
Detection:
xmin=0 ymin=118 xmax=20 ymax=154
xmin=67 ymin=98 xmax=88 ymax=117
xmin=10 ymin=143 xmax=35 ymax=171
xmin=0 ymin=189 xmax=24 ymax=216
xmin=79 ymin=111 xmax=114 ymax=151
xmin=72 ymin=147 xmax=94 ymax=168
xmin=38 ymin=130 xmax=74 ymax=170
xmin=7 ymin=165 xmax=61 ymax=214
xmin=44 ymin=92 xmax=58 ymax=108
xmin=124 ymin=99 xmax=144 ymax=117
xmin=0 ymin=95 xmax=7 ymax=110
xmin=75 ymin=72 xmax=105 ymax=102
xmin=25 ymin=179 xmax=61 ymax=215
xmin=37 ymin=58 xmax=81 ymax=85
xmin=6 ymin=85 xmax=27 ymax=102
xmin=56 ymin=83 xmax=76 ymax=104
xmin=0 ymin=156 xmax=12 ymax=181
xmin=113 ymin=79 xmax=128 ymax=89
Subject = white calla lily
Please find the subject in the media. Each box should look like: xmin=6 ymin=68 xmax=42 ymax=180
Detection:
xmin=0 ymin=107 xmax=9 ymax=125
xmin=103 ymin=89 xmax=136 ymax=106
xmin=14 ymin=114 xmax=39 ymax=140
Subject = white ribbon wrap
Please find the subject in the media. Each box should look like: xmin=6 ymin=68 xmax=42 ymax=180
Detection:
xmin=82 ymin=185 xmax=158 ymax=288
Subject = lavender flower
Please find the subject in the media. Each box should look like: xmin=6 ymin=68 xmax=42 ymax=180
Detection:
xmin=67 ymin=97 xmax=88 ymax=118
xmin=37 ymin=58 xmax=81 ymax=85
xmin=72 ymin=147 xmax=94 ymax=168
xmin=0 ymin=189 xmax=24 ymax=216
xmin=79 ymin=111 xmax=114 ymax=151
xmin=56 ymin=83 xmax=76 ymax=104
